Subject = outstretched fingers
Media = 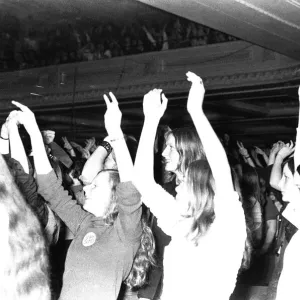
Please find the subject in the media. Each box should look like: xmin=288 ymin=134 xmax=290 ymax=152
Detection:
xmin=108 ymin=92 xmax=118 ymax=104
xmin=103 ymin=94 xmax=111 ymax=106
xmin=104 ymin=92 xmax=119 ymax=107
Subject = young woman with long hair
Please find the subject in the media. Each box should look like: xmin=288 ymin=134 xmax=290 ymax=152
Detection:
xmin=133 ymin=72 xmax=246 ymax=299
xmin=10 ymin=94 xmax=155 ymax=300
xmin=0 ymin=153 xmax=50 ymax=300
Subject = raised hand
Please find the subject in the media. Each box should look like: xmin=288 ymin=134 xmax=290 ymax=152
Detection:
xmin=41 ymin=130 xmax=55 ymax=145
xmin=237 ymin=141 xmax=249 ymax=157
xmin=5 ymin=110 xmax=20 ymax=131
xmin=143 ymin=88 xmax=168 ymax=120
xmin=277 ymin=141 xmax=295 ymax=160
xmin=186 ymin=71 xmax=205 ymax=115
xmin=0 ymin=122 xmax=8 ymax=140
xmin=70 ymin=141 xmax=90 ymax=159
xmin=70 ymin=141 xmax=84 ymax=151
xmin=254 ymin=146 xmax=266 ymax=155
xmin=62 ymin=136 xmax=73 ymax=151
xmin=11 ymin=101 xmax=39 ymax=135
xmin=84 ymin=137 xmax=96 ymax=151
xmin=103 ymin=92 xmax=122 ymax=138
xmin=270 ymin=142 xmax=280 ymax=155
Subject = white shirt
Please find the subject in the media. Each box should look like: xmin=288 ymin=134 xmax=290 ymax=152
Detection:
xmin=142 ymin=184 xmax=246 ymax=300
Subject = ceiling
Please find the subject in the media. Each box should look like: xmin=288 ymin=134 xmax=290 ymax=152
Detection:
xmin=0 ymin=0 xmax=169 ymax=28
xmin=137 ymin=0 xmax=300 ymax=59
xmin=1 ymin=0 xmax=300 ymax=149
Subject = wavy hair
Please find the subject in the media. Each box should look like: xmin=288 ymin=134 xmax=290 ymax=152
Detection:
xmin=0 ymin=156 xmax=50 ymax=300
xmin=166 ymin=127 xmax=205 ymax=177
xmin=99 ymin=170 xmax=156 ymax=288
xmin=125 ymin=217 xmax=156 ymax=289
xmin=184 ymin=159 xmax=215 ymax=246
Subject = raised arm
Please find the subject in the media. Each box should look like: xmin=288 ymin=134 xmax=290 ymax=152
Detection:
xmin=62 ymin=136 xmax=76 ymax=158
xmin=254 ymin=146 xmax=269 ymax=166
xmin=237 ymin=141 xmax=255 ymax=168
xmin=80 ymin=141 xmax=112 ymax=185
xmin=11 ymin=101 xmax=52 ymax=175
xmin=7 ymin=111 xmax=29 ymax=174
xmin=133 ymin=89 xmax=168 ymax=193
xmin=268 ymin=142 xmax=283 ymax=166
xmin=0 ymin=123 xmax=9 ymax=155
xmin=103 ymin=92 xmax=133 ymax=182
xmin=11 ymin=101 xmax=91 ymax=234
xmin=186 ymin=71 xmax=233 ymax=192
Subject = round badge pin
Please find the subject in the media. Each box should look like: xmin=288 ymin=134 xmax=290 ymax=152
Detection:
xmin=82 ymin=232 xmax=96 ymax=247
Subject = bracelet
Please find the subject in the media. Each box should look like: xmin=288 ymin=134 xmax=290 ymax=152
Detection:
xmin=0 ymin=136 xmax=8 ymax=140
xmin=244 ymin=156 xmax=250 ymax=159
xmin=110 ymin=135 xmax=125 ymax=143
xmin=99 ymin=141 xmax=113 ymax=155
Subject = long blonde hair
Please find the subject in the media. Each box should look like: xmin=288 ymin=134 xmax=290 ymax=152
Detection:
xmin=0 ymin=155 xmax=50 ymax=300
xmin=184 ymin=159 xmax=215 ymax=246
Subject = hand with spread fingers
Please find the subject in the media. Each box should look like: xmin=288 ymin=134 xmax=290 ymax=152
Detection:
xmin=186 ymin=71 xmax=205 ymax=114
xmin=103 ymin=92 xmax=123 ymax=138
xmin=142 ymin=88 xmax=168 ymax=121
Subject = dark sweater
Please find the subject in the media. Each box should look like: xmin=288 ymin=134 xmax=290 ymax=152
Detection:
xmin=37 ymin=171 xmax=142 ymax=300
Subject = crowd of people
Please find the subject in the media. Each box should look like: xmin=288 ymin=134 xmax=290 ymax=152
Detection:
xmin=0 ymin=71 xmax=299 ymax=300
xmin=0 ymin=12 xmax=238 ymax=72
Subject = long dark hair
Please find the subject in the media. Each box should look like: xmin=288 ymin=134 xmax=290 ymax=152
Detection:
xmin=239 ymin=164 xmax=261 ymax=207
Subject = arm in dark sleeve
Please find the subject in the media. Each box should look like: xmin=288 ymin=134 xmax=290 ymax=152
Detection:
xmin=265 ymin=196 xmax=279 ymax=221
xmin=115 ymin=181 xmax=142 ymax=242
xmin=7 ymin=157 xmax=49 ymax=227
xmin=37 ymin=170 xmax=91 ymax=235
xmin=48 ymin=141 xmax=73 ymax=168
